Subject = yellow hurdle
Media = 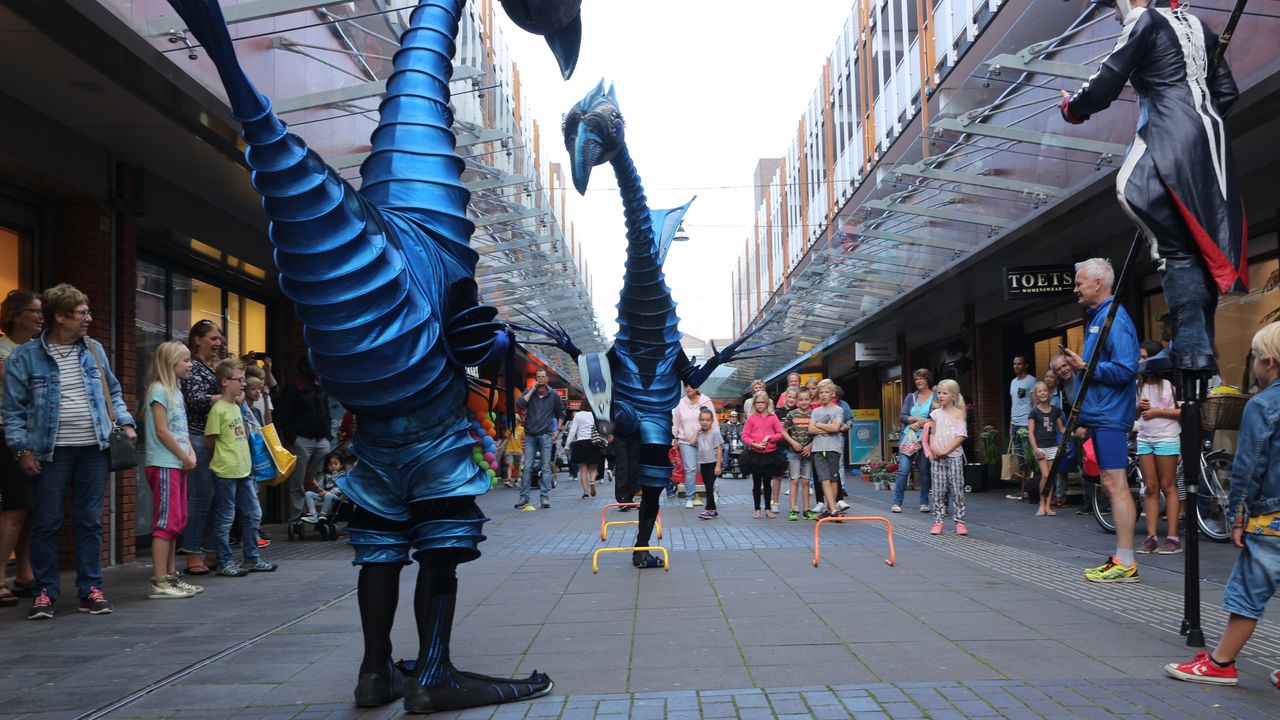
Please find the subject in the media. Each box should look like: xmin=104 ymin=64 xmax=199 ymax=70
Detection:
xmin=599 ymin=503 xmax=662 ymax=541
xmin=592 ymin=546 xmax=669 ymax=573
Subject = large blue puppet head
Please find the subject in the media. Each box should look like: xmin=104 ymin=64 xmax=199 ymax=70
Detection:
xmin=497 ymin=0 xmax=581 ymax=79
xmin=563 ymin=81 xmax=625 ymax=195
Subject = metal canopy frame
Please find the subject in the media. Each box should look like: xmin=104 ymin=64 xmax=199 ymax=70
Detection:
xmin=983 ymin=53 xmax=1095 ymax=82
xmin=863 ymin=199 xmax=1009 ymax=229
xmin=932 ymin=117 xmax=1129 ymax=158
xmin=890 ymin=161 xmax=1066 ymax=199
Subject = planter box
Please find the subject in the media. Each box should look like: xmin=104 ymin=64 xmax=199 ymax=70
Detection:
xmin=964 ymin=463 xmax=986 ymax=493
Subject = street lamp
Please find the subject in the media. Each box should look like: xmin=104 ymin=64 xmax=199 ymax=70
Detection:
xmin=673 ymin=222 xmax=689 ymax=242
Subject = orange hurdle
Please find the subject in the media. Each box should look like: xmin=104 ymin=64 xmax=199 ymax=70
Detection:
xmin=812 ymin=515 xmax=896 ymax=567
xmin=600 ymin=503 xmax=662 ymax=541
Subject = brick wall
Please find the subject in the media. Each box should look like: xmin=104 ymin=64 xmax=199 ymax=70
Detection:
xmin=972 ymin=318 xmax=1004 ymax=439
xmin=48 ymin=169 xmax=141 ymax=566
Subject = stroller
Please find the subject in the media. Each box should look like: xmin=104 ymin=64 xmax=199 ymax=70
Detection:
xmin=722 ymin=423 xmax=745 ymax=479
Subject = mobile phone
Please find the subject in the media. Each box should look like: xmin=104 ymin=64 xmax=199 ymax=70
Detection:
xmin=1058 ymin=343 xmax=1068 ymax=353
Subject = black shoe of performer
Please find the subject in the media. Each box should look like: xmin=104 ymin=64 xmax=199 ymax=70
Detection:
xmin=632 ymin=551 xmax=664 ymax=569
xmin=397 ymin=660 xmax=552 ymax=713
xmin=354 ymin=658 xmax=404 ymax=707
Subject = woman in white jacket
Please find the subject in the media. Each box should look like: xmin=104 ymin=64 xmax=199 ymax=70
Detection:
xmin=672 ymin=385 xmax=718 ymax=508
xmin=566 ymin=410 xmax=601 ymax=498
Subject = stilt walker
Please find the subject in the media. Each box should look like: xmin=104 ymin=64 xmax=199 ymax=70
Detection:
xmin=1058 ymin=0 xmax=1248 ymax=645
xmin=161 ymin=0 xmax=583 ymax=711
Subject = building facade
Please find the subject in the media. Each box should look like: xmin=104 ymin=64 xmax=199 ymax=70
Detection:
xmin=732 ymin=0 xmax=1280 ymax=461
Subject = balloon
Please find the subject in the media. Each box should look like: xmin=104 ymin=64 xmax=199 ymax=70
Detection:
xmin=489 ymin=462 xmax=499 ymax=472
xmin=486 ymin=428 xmax=496 ymax=437
xmin=484 ymin=452 xmax=495 ymax=462
xmin=489 ymin=412 xmax=497 ymax=422
xmin=486 ymin=468 xmax=497 ymax=479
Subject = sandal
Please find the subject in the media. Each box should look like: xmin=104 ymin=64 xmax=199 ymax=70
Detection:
xmin=185 ymin=564 xmax=211 ymax=576
xmin=766 ymin=510 xmax=778 ymax=519
xmin=752 ymin=510 xmax=761 ymax=519
xmin=0 ymin=584 xmax=18 ymax=607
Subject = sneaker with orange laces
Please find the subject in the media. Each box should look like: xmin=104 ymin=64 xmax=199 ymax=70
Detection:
xmin=79 ymin=586 xmax=113 ymax=615
xmin=1164 ymin=652 xmax=1238 ymax=686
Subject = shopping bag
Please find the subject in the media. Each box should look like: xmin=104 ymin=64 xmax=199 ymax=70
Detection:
xmin=999 ymin=440 xmax=1016 ymax=480
xmin=247 ymin=427 xmax=278 ymax=483
xmin=668 ymin=446 xmax=685 ymax=485
xmin=260 ymin=423 xmax=297 ymax=486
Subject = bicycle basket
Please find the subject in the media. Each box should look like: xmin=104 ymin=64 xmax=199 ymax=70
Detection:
xmin=1201 ymin=393 xmax=1249 ymax=431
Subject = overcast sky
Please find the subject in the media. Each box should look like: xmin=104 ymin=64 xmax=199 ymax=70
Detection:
xmin=491 ymin=1 xmax=855 ymax=342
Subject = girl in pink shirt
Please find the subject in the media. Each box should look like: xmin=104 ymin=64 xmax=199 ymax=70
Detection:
xmin=741 ymin=391 xmax=786 ymax=518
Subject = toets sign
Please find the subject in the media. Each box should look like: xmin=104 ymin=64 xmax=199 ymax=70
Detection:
xmin=1004 ymin=265 xmax=1076 ymax=299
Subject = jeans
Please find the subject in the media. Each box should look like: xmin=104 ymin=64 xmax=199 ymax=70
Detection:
xmin=892 ymin=450 xmax=931 ymax=508
xmin=306 ymin=490 xmax=337 ymax=517
xmin=679 ymin=443 xmax=698 ymax=495
xmin=29 ymin=445 xmax=107 ymax=602
xmin=288 ymin=437 xmax=331 ymax=521
xmin=520 ymin=433 xmax=554 ymax=502
xmin=183 ymin=430 xmax=216 ymax=554
xmin=213 ymin=475 xmax=262 ymax=566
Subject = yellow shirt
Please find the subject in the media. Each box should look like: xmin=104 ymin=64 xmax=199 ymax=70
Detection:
xmin=507 ymin=426 xmax=525 ymax=454
xmin=1245 ymin=511 xmax=1280 ymax=537
xmin=206 ymin=400 xmax=251 ymax=479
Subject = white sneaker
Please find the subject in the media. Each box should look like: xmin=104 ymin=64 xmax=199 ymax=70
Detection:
xmin=170 ymin=573 xmax=203 ymax=594
xmin=149 ymin=577 xmax=193 ymax=599
xmin=891 ymin=505 xmax=902 ymax=513
xmin=685 ymin=499 xmax=694 ymax=509
xmin=919 ymin=505 xmax=930 ymax=513
xmin=811 ymin=502 xmax=827 ymax=514
xmin=836 ymin=500 xmax=851 ymax=512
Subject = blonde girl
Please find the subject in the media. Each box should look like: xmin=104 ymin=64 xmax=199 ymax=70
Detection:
xmin=1028 ymin=381 xmax=1065 ymax=517
xmin=143 ymin=341 xmax=201 ymax=599
xmin=927 ymin=379 xmax=969 ymax=535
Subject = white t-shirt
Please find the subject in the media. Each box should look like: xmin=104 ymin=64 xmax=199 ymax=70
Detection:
xmin=53 ymin=344 xmax=97 ymax=447
xmin=567 ymin=411 xmax=596 ymax=442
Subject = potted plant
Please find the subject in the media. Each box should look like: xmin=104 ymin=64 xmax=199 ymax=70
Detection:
xmin=978 ymin=425 xmax=1002 ymax=487
xmin=863 ymin=460 xmax=899 ymax=491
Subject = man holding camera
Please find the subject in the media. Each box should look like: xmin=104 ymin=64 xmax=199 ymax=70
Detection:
xmin=515 ymin=369 xmax=564 ymax=510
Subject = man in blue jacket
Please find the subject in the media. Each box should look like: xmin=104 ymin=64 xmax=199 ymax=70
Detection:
xmin=1062 ymin=258 xmax=1141 ymax=583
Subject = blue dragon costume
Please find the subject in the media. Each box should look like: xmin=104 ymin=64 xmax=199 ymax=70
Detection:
xmin=551 ymin=83 xmax=767 ymax=567
xmin=163 ymin=0 xmax=581 ymax=712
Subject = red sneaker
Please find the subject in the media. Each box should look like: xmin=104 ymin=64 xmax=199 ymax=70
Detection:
xmin=1270 ymin=668 xmax=1279 ymax=689
xmin=955 ymin=523 xmax=969 ymax=536
xmin=1164 ymin=652 xmax=1238 ymax=686
xmin=930 ymin=522 xmax=943 ymax=535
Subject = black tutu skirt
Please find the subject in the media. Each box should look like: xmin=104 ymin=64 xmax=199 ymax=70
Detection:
xmin=570 ymin=439 xmax=602 ymax=466
xmin=739 ymin=448 xmax=786 ymax=476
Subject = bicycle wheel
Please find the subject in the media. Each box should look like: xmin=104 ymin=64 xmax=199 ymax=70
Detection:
xmin=1196 ymin=451 xmax=1233 ymax=542
xmin=1092 ymin=483 xmax=1116 ymax=534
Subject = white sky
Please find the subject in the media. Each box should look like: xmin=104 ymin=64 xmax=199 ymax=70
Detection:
xmin=492 ymin=1 xmax=855 ymax=342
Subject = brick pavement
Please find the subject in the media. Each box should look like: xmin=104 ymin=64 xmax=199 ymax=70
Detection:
xmin=3 ymin=473 xmax=1276 ymax=720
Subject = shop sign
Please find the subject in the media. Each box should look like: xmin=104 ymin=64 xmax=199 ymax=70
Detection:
xmin=567 ymin=400 xmax=581 ymax=411
xmin=855 ymin=342 xmax=896 ymax=362
xmin=848 ymin=409 xmax=882 ymax=464
xmin=1004 ymin=265 xmax=1075 ymax=299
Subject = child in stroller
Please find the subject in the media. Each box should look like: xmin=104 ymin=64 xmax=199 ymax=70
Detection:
xmin=722 ymin=410 xmax=745 ymax=478
xmin=300 ymin=451 xmax=347 ymax=540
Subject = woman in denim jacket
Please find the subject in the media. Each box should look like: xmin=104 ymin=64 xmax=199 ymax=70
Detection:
xmin=0 ymin=284 xmax=135 ymax=619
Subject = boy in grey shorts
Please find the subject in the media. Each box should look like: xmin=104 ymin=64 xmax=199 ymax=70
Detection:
xmin=783 ymin=388 xmax=815 ymax=521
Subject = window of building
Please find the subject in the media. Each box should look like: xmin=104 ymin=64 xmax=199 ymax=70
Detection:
xmin=0 ymin=224 xmax=33 ymax=299
xmin=881 ymin=376 xmax=902 ymax=460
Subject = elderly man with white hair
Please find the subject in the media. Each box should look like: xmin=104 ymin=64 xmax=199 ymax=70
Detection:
xmin=1060 ymin=258 xmax=1141 ymax=583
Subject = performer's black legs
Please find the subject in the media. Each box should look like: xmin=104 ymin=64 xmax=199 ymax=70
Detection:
xmin=632 ymin=485 xmax=664 ymax=568
xmin=354 ymin=564 xmax=405 ymax=707
xmin=402 ymin=558 xmax=552 ymax=713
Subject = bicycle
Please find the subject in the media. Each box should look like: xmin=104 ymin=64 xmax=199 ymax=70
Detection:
xmin=1091 ymin=437 xmax=1231 ymax=542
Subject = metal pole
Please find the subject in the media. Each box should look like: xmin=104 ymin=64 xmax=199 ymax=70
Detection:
xmin=1178 ymin=373 xmax=1207 ymax=647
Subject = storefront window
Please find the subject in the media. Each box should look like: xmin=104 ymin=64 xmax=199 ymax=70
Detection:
xmin=0 ymin=226 xmax=22 ymax=295
xmin=881 ymin=378 xmax=902 ymax=460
